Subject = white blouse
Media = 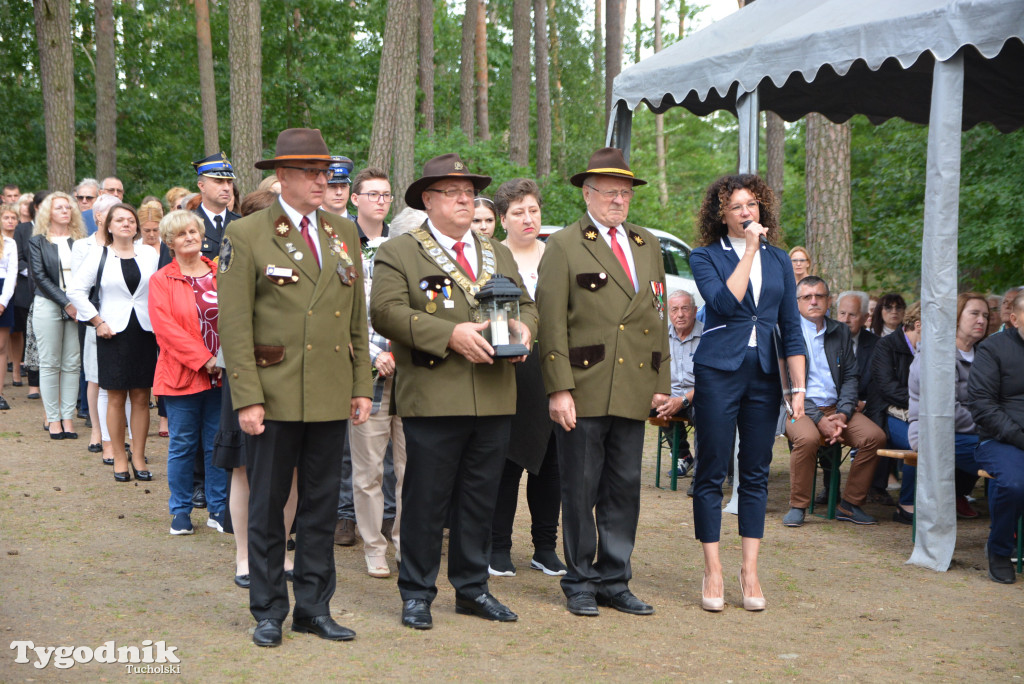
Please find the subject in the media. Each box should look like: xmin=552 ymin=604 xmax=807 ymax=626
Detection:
xmin=0 ymin=236 xmax=17 ymax=308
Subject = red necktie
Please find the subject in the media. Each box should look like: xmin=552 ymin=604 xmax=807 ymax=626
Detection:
xmin=453 ymin=241 xmax=476 ymax=280
xmin=607 ymin=226 xmax=633 ymax=288
xmin=299 ymin=216 xmax=320 ymax=268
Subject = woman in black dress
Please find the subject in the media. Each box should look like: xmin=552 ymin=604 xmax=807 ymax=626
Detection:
xmin=69 ymin=204 xmax=160 ymax=482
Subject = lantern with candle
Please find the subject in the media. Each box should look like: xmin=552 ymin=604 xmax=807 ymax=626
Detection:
xmin=475 ymin=274 xmax=530 ymax=357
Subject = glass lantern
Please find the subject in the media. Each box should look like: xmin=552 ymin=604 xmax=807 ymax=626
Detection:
xmin=475 ymin=274 xmax=530 ymax=357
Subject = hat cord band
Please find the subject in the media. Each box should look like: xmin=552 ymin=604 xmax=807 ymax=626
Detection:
xmin=586 ymin=167 xmax=634 ymax=177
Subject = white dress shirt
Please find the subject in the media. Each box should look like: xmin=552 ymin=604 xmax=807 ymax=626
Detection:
xmin=588 ymin=212 xmax=638 ymax=291
xmin=427 ymin=220 xmax=479 ymax=277
xmin=279 ymin=198 xmax=323 ymax=266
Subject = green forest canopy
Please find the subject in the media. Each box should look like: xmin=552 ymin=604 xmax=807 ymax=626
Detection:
xmin=1 ymin=0 xmax=1021 ymax=294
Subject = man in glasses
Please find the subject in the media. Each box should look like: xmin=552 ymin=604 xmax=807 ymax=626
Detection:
xmin=100 ymin=176 xmax=124 ymax=199
xmin=192 ymin=152 xmax=241 ymax=259
xmin=75 ymin=179 xmax=100 ymax=235
xmin=781 ymin=276 xmax=885 ymax=528
xmin=218 ymin=128 xmax=372 ymax=648
xmin=537 ymin=147 xmax=670 ymax=618
xmin=322 ymin=155 xmax=354 ymax=220
xmin=370 ymin=153 xmax=536 ymax=630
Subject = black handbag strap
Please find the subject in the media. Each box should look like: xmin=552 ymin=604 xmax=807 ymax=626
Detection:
xmin=96 ymin=246 xmax=108 ymax=287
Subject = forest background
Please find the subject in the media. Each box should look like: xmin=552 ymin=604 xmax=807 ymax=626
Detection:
xmin=1 ymin=0 xmax=1022 ymax=295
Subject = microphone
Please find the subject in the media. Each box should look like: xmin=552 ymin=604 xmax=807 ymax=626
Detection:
xmin=742 ymin=219 xmax=767 ymax=246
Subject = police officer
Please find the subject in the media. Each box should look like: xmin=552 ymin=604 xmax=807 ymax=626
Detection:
xmin=192 ymin=152 xmax=240 ymax=259
xmin=322 ymin=155 xmax=354 ymax=220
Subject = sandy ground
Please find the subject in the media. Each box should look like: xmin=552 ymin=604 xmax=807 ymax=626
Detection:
xmin=1 ymin=382 xmax=1022 ymax=682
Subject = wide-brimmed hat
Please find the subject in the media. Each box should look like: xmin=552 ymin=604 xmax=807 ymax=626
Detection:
xmin=404 ymin=154 xmax=491 ymax=210
xmin=255 ymin=128 xmax=332 ymax=170
xmin=327 ymin=156 xmax=354 ymax=185
xmin=192 ymin=151 xmax=235 ymax=179
xmin=569 ymin=147 xmax=647 ymax=187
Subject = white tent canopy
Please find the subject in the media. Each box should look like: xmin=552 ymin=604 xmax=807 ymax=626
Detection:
xmin=609 ymin=0 xmax=1024 ymax=571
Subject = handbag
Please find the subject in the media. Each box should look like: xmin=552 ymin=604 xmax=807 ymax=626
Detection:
xmin=86 ymin=247 xmax=108 ymax=325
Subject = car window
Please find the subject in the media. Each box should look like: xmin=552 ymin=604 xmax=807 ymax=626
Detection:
xmin=660 ymin=238 xmax=692 ymax=279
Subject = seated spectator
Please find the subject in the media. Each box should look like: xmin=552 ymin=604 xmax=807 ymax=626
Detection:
xmin=968 ymin=290 xmax=1024 ymax=584
xmin=148 ymin=211 xmax=228 ymax=535
xmin=782 ymin=276 xmax=884 ymax=528
xmin=867 ymin=303 xmax=921 ymax=523
xmin=997 ymin=286 xmax=1022 ymax=332
xmin=986 ymin=294 xmax=1002 ymax=336
xmin=908 ymin=293 xmax=989 ymax=519
xmin=655 ymin=290 xmax=701 ymax=488
xmin=788 ymin=246 xmax=811 ymax=283
xmin=870 ymin=293 xmax=906 ymax=337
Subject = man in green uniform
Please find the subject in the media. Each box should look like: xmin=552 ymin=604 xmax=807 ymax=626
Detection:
xmin=537 ymin=147 xmax=671 ymax=617
xmin=218 ymin=128 xmax=373 ymax=648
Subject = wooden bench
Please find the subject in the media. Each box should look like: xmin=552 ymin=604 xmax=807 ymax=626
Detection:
xmin=878 ymin=449 xmax=918 ymax=467
xmin=648 ymin=415 xmax=691 ymax=491
xmin=978 ymin=469 xmax=1023 ymax=574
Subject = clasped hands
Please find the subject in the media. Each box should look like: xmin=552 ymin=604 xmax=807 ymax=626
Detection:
xmin=816 ymin=412 xmax=847 ymax=444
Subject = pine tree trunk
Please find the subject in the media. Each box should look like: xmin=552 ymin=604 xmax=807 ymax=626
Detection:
xmin=94 ymin=0 xmax=117 ymax=179
xmin=594 ymin=0 xmax=603 ymax=75
xmin=369 ymin=0 xmax=415 ymax=171
xmin=605 ymin=0 xmax=625 ymax=126
xmin=228 ymin=0 xmax=262 ymax=195
xmin=534 ymin=0 xmax=551 ymax=178
xmin=765 ymin=111 xmax=785 ymax=205
xmin=654 ymin=0 xmax=667 ymax=207
xmin=418 ymin=0 xmax=435 ymax=136
xmin=459 ymin=0 xmax=477 ymax=142
xmin=805 ymin=113 xmax=853 ymax=290
xmin=509 ymin=0 xmax=530 ymax=166
xmin=195 ymin=0 xmax=220 ymax=155
xmin=549 ymin=0 xmax=566 ymax=176
xmin=34 ymin=0 xmax=75 ymax=193
xmin=475 ymin=1 xmax=491 ymax=142
xmin=633 ymin=0 xmax=642 ymax=63
xmin=392 ymin=0 xmax=419 ymax=213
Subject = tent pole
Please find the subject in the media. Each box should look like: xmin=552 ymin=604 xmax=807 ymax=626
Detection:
xmin=737 ymin=89 xmax=759 ymax=174
xmin=908 ymin=52 xmax=964 ymax=572
xmin=606 ymin=101 xmax=634 ymax=161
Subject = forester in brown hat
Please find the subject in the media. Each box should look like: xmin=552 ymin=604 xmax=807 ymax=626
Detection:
xmin=536 ymin=146 xmax=670 ymax=618
xmin=370 ymin=153 xmax=537 ymax=630
xmin=218 ymin=127 xmax=372 ymax=647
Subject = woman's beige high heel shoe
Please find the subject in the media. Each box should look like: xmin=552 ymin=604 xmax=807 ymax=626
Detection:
xmin=738 ymin=570 xmax=766 ymax=611
xmin=701 ymin=574 xmax=724 ymax=612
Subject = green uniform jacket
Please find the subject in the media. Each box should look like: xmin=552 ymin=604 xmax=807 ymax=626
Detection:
xmin=537 ymin=214 xmax=671 ymax=420
xmin=217 ymin=198 xmax=372 ymax=422
xmin=369 ymin=225 xmax=538 ymax=417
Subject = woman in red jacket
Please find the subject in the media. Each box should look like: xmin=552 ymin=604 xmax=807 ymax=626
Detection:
xmin=149 ymin=210 xmax=227 ymax=536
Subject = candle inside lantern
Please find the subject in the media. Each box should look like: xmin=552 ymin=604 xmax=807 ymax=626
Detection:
xmin=490 ymin=307 xmax=510 ymax=346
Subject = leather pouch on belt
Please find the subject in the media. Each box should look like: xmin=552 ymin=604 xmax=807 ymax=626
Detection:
xmin=651 ymin=351 xmax=662 ymax=372
xmin=569 ymin=344 xmax=604 ymax=368
xmin=254 ymin=345 xmax=286 ymax=367
xmin=576 ymin=273 xmax=609 ymax=291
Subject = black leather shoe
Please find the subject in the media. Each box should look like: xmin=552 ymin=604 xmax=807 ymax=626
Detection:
xmin=234 ymin=574 xmax=250 ymax=589
xmin=291 ymin=615 xmax=356 ymax=641
xmin=63 ymin=431 xmax=78 ymax=439
xmin=402 ymin=599 xmax=432 ymax=630
xmin=113 ymin=471 xmax=131 ymax=482
xmin=102 ymin=456 xmax=115 ymax=466
xmin=192 ymin=484 xmax=207 ymax=509
xmin=253 ymin=618 xmax=282 ymax=647
xmin=987 ymin=544 xmax=1016 ymax=584
xmin=87 ymin=442 xmax=102 ymax=453
xmin=597 ymin=590 xmax=654 ymax=615
xmin=566 ymin=591 xmax=599 ymax=616
xmin=131 ymin=465 xmax=153 ymax=482
xmin=455 ymin=592 xmax=518 ymax=622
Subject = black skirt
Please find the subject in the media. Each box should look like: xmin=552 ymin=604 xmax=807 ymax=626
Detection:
xmin=212 ymin=377 xmax=245 ymax=469
xmin=97 ymin=310 xmax=157 ymax=390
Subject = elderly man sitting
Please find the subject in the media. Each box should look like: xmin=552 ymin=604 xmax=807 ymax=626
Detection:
xmin=968 ymin=290 xmax=1024 ymax=584
xmin=655 ymin=290 xmax=702 ymax=480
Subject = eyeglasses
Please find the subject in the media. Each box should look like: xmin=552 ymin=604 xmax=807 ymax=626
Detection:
xmin=426 ymin=188 xmax=476 ymax=200
xmin=585 ymin=185 xmax=634 ymax=201
xmin=103 ymin=187 xmax=124 ymax=196
xmin=727 ymin=200 xmax=759 ymax=214
xmin=797 ymin=292 xmax=829 ymax=302
xmin=354 ymin=191 xmax=394 ymax=203
xmin=280 ymin=165 xmax=335 ymax=181
xmin=76 ymin=195 xmax=96 ymax=202
xmin=791 ymin=257 xmax=808 ymax=264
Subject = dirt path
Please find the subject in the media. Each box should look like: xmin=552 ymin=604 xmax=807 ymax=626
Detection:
xmin=1 ymin=384 xmax=1022 ymax=682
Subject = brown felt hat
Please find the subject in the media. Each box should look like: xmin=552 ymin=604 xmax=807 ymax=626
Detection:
xmin=404 ymin=153 xmax=492 ymax=210
xmin=569 ymin=147 xmax=647 ymax=187
xmin=255 ymin=128 xmax=333 ymax=170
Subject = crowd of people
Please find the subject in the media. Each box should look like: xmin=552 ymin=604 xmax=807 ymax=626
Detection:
xmin=2 ymin=130 xmax=1023 ymax=648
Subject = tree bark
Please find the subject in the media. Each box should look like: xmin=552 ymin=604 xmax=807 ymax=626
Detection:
xmin=549 ymin=0 xmax=566 ymax=176
xmin=459 ymin=0 xmax=477 ymax=142
xmin=654 ymin=0 xmax=667 ymax=207
xmin=679 ymin=1 xmax=685 ymax=37
xmin=418 ymin=0 xmax=435 ymax=136
xmin=634 ymin=0 xmax=642 ymax=63
xmin=391 ymin=0 xmax=419 ymax=213
xmin=534 ymin=0 xmax=551 ymax=177
xmin=805 ymin=113 xmax=853 ymax=290
xmin=594 ymin=0 xmax=603 ymax=75
xmin=605 ymin=0 xmax=625 ymax=125
xmin=94 ymin=0 xmax=117 ymax=179
xmin=228 ymin=0 xmax=262 ymax=195
xmin=475 ymin=1 xmax=491 ymax=141
xmin=509 ymin=0 xmax=530 ymax=166
xmin=195 ymin=0 xmax=220 ymax=155
xmin=34 ymin=0 xmax=75 ymax=193
xmin=765 ymin=111 xmax=785 ymax=206
xmin=369 ymin=0 xmax=415 ymax=171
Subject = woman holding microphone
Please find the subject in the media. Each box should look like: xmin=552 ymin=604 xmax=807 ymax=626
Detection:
xmin=689 ymin=174 xmax=805 ymax=612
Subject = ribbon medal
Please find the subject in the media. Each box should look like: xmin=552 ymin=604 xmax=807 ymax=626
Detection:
xmin=650 ymin=280 xmax=665 ymax=320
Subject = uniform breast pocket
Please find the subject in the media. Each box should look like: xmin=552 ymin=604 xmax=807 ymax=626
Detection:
xmin=576 ymin=273 xmax=609 ymax=292
xmin=264 ymin=265 xmax=298 ymax=286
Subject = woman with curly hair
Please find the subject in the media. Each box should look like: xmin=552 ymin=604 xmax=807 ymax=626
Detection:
xmin=689 ymin=174 xmax=806 ymax=612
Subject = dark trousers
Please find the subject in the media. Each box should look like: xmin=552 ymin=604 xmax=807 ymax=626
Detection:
xmin=398 ymin=415 xmax=509 ymax=603
xmin=555 ymin=415 xmax=644 ymax=598
xmin=491 ymin=433 xmax=561 ymax=553
xmin=245 ymin=419 xmax=346 ymax=621
xmin=692 ymin=348 xmax=781 ymax=542
xmin=974 ymin=439 xmax=1024 ymax=557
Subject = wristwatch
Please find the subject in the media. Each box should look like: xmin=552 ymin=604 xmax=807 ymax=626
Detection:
xmin=682 ymin=397 xmax=691 ymax=409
